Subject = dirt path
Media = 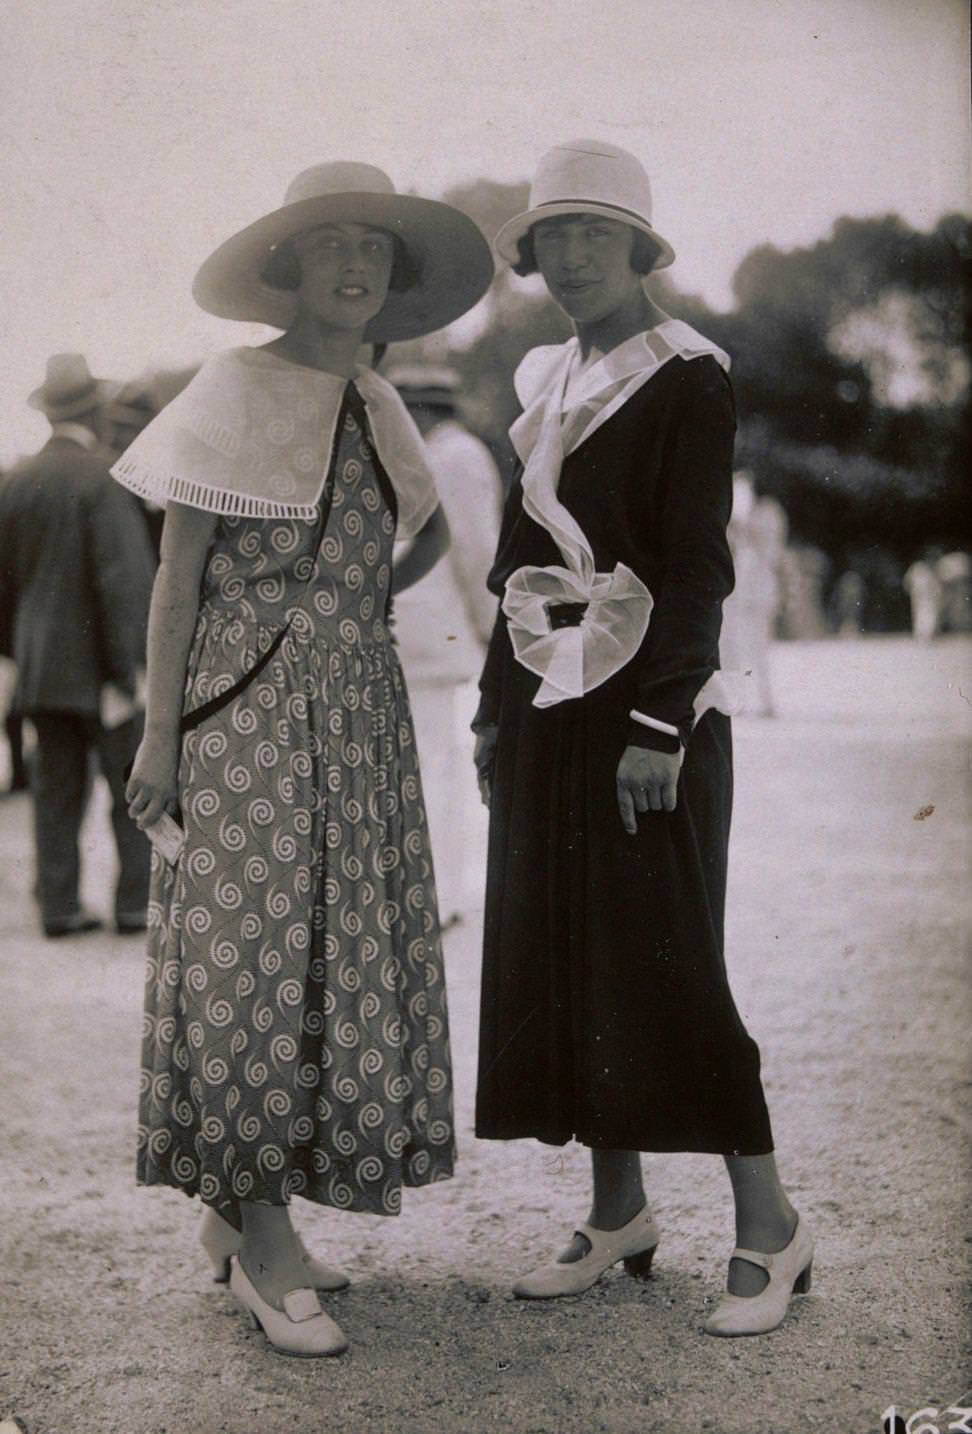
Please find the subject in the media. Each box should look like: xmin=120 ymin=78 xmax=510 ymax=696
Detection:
xmin=1 ymin=637 xmax=969 ymax=1434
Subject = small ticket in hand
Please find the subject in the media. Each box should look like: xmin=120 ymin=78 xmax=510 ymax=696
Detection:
xmin=144 ymin=811 xmax=186 ymax=864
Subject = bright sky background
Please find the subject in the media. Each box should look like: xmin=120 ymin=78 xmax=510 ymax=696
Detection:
xmin=1 ymin=0 xmax=968 ymax=461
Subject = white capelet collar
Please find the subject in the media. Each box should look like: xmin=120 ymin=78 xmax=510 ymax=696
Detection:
xmin=111 ymin=347 xmax=438 ymax=540
xmin=504 ymin=319 xmax=742 ymax=715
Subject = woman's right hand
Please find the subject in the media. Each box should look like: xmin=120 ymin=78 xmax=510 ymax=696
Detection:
xmin=473 ymin=725 xmax=498 ymax=808
xmin=126 ymin=732 xmax=180 ymax=830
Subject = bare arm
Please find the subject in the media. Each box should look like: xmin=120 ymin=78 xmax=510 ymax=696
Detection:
xmin=126 ymin=502 xmax=217 ymax=829
xmin=392 ymin=504 xmax=450 ymax=595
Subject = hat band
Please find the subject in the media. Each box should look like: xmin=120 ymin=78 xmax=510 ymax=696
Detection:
xmin=534 ymin=199 xmax=656 ymax=231
xmin=44 ymin=382 xmax=99 ymax=406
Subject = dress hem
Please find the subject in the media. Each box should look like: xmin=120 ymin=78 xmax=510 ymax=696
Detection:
xmin=135 ymin=1162 xmax=457 ymax=1218
xmin=474 ymin=1124 xmax=774 ymax=1158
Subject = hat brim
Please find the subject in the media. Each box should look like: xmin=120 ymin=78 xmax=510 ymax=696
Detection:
xmin=28 ymin=379 xmax=110 ymax=421
xmin=494 ymin=202 xmax=676 ymax=270
xmin=193 ymin=192 xmax=494 ymax=343
xmin=395 ymin=386 xmax=458 ymax=409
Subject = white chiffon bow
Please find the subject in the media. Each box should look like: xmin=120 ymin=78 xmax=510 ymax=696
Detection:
xmin=502 ymin=338 xmax=654 ymax=708
xmin=504 ymin=560 xmax=653 ymax=707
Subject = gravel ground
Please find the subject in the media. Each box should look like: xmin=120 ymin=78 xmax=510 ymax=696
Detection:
xmin=1 ymin=636 xmax=969 ymax=1434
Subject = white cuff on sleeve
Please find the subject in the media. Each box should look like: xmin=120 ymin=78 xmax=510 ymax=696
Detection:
xmin=629 ymin=709 xmax=681 ymax=740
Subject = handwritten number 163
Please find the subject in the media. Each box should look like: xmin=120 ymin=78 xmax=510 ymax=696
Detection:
xmin=882 ymin=1408 xmax=972 ymax=1434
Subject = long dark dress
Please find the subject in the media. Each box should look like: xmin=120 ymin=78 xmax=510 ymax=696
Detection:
xmin=475 ymin=354 xmax=773 ymax=1157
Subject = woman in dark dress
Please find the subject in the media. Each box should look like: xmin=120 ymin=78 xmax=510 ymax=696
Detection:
xmin=474 ymin=141 xmax=812 ymax=1337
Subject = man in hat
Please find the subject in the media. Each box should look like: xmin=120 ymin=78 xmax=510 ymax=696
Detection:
xmin=386 ymin=362 xmax=503 ymax=924
xmin=0 ymin=354 xmax=156 ymax=936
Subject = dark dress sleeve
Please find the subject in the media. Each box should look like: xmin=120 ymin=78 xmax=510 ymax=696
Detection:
xmin=0 ymin=487 xmax=13 ymax=659
xmin=627 ymin=357 xmax=736 ymax=749
xmin=471 ymin=606 xmax=508 ymax=732
xmin=472 ymin=462 xmax=534 ymax=732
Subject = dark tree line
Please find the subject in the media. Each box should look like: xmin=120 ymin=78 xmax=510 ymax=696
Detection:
xmin=712 ymin=214 xmax=971 ymax=564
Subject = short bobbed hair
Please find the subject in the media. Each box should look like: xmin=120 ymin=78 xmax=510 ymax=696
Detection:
xmin=261 ymin=229 xmax=422 ymax=295
xmin=512 ymin=221 xmax=663 ymax=279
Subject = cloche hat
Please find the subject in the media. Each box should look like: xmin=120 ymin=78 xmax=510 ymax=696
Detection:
xmin=192 ymin=162 xmax=494 ymax=343
xmin=494 ymin=140 xmax=675 ymax=271
xmin=28 ymin=353 xmax=107 ymax=421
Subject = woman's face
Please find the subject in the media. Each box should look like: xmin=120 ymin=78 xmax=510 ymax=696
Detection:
xmin=292 ymin=222 xmax=396 ymax=330
xmin=532 ymin=214 xmax=644 ymax=325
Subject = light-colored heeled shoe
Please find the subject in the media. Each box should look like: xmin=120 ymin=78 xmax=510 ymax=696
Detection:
xmin=703 ymin=1215 xmax=814 ymax=1337
xmin=200 ymin=1208 xmax=350 ymax=1292
xmin=229 ymin=1257 xmax=348 ymax=1358
xmin=512 ymin=1204 xmax=660 ymax=1299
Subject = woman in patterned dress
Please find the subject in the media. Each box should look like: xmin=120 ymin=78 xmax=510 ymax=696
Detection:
xmin=116 ymin=162 xmax=493 ymax=1356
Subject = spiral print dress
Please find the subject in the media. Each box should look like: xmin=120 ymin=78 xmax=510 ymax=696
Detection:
xmin=137 ymin=388 xmax=454 ymax=1219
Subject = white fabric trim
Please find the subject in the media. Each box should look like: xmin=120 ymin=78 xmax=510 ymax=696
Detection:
xmin=110 ymin=460 xmax=319 ymax=519
xmin=629 ymin=667 xmax=751 ymax=737
xmin=109 ymin=348 xmax=438 ymax=538
xmin=629 ymin=710 xmax=681 ymax=739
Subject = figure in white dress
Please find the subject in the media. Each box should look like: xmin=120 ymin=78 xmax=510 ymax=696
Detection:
xmin=388 ymin=364 xmax=503 ymax=923
xmin=720 ymin=473 xmax=787 ymax=717
xmin=903 ymin=552 xmax=943 ymax=642
xmin=935 ymin=551 xmax=972 ymax=634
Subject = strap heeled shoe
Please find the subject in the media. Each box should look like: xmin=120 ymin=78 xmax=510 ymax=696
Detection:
xmin=229 ymin=1257 xmax=348 ymax=1358
xmin=200 ymin=1207 xmax=350 ymax=1292
xmin=512 ymin=1203 xmax=660 ymax=1299
xmin=703 ymin=1215 xmax=814 ymax=1337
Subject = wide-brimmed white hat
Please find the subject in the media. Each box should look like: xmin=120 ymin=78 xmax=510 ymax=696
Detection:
xmin=193 ymin=162 xmax=495 ymax=342
xmin=495 ymin=140 xmax=675 ymax=271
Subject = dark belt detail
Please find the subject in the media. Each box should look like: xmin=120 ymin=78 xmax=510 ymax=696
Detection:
xmin=547 ymin=601 xmax=589 ymax=630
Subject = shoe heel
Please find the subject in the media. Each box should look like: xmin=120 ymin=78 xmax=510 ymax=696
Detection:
xmin=248 ymin=1309 xmax=264 ymax=1332
xmin=793 ymin=1260 xmax=812 ymax=1294
xmin=210 ymin=1253 xmax=232 ymax=1284
xmin=623 ymin=1243 xmax=658 ymax=1280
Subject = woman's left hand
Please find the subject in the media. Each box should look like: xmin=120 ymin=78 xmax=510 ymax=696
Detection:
xmin=473 ymin=725 xmax=498 ymax=807
xmin=616 ymin=744 xmax=684 ymax=832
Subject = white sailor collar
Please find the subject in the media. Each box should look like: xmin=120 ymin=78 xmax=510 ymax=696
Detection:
xmin=110 ymin=347 xmax=438 ymax=540
xmin=510 ymin=320 xmax=730 ymax=467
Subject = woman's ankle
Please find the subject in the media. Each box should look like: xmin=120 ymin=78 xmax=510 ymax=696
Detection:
xmin=734 ymin=1201 xmax=798 ymax=1252
xmin=239 ymin=1233 xmax=308 ymax=1304
xmin=588 ymin=1191 xmax=646 ymax=1231
xmin=589 ymin=1148 xmax=646 ymax=1231
xmin=238 ymin=1205 xmax=307 ymax=1289
xmin=240 ymin=1222 xmax=302 ymax=1261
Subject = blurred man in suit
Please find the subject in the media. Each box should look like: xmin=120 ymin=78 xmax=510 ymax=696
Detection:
xmin=0 ymin=355 xmax=156 ymax=936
